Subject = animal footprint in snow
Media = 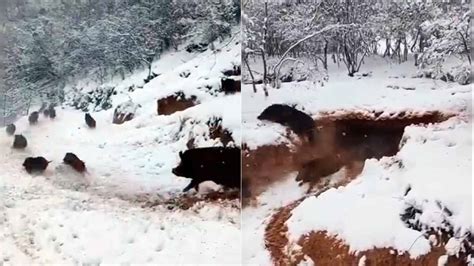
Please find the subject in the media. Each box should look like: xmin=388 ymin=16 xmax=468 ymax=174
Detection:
xmin=155 ymin=241 xmax=164 ymax=252
xmin=445 ymin=141 xmax=456 ymax=147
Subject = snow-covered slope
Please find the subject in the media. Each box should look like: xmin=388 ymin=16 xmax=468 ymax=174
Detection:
xmin=242 ymin=57 xmax=470 ymax=149
xmin=0 ymin=34 xmax=241 ymax=264
xmin=242 ymin=56 xmax=472 ymax=264
xmin=287 ymin=117 xmax=472 ymax=258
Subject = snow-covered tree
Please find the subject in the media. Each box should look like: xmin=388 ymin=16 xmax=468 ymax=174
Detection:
xmin=1 ymin=0 xmax=239 ymax=117
xmin=420 ymin=3 xmax=471 ymax=66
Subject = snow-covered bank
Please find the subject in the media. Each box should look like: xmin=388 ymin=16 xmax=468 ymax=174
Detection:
xmin=242 ymin=55 xmax=472 ymax=264
xmin=242 ymin=57 xmax=470 ymax=149
xmin=287 ymin=117 xmax=471 ymax=258
xmin=0 ymin=33 xmax=241 ymax=263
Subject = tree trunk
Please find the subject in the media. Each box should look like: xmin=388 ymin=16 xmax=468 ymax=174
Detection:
xmin=147 ymin=62 xmax=152 ymax=80
xmin=323 ymin=40 xmax=328 ymax=70
xmin=383 ymin=38 xmax=391 ymax=57
xmin=262 ymin=1 xmax=268 ymax=89
xmin=403 ymin=37 xmax=408 ymax=62
xmin=26 ymin=89 xmax=32 ymax=115
xmin=243 ymin=54 xmax=257 ymax=93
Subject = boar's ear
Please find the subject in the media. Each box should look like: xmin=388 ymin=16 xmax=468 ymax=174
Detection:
xmin=179 ymin=151 xmax=183 ymax=159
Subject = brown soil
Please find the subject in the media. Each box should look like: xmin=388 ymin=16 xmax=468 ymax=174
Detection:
xmin=264 ymin=198 xmax=306 ymax=265
xmin=264 ymin=173 xmax=366 ymax=265
xmin=256 ymin=110 xmax=459 ymax=265
xmin=242 ymin=144 xmax=297 ymax=200
xmin=318 ymin=109 xmax=453 ymax=125
xmin=243 ymin=110 xmax=453 ymax=201
xmin=141 ymin=190 xmax=240 ymax=210
xmin=265 ymin=199 xmax=468 ymax=266
xmin=157 ymin=93 xmax=198 ymax=115
xmin=296 ymin=231 xmax=467 ymax=266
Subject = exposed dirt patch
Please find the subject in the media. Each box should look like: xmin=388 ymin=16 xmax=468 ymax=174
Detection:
xmin=264 ymin=198 xmax=306 ymax=265
xmin=265 ymin=199 xmax=468 ymax=266
xmin=318 ymin=109 xmax=453 ymax=124
xmin=257 ymin=110 xmax=458 ymax=264
xmin=157 ymin=92 xmax=198 ymax=115
xmin=140 ymin=190 xmax=240 ymax=210
xmin=295 ymin=231 xmax=467 ymax=266
xmin=263 ymin=174 xmax=365 ymax=265
xmin=242 ymin=144 xmax=297 ymax=201
xmin=243 ymin=110 xmax=453 ymax=201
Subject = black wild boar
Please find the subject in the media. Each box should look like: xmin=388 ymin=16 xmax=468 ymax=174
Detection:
xmin=28 ymin=111 xmax=39 ymax=125
xmin=85 ymin=113 xmax=96 ymax=128
xmin=13 ymin=134 xmax=27 ymax=149
xmin=258 ymin=104 xmax=316 ymax=142
xmin=242 ymin=177 xmax=252 ymax=199
xmin=6 ymin=124 xmax=15 ymax=135
xmin=172 ymin=147 xmax=241 ymax=192
xmin=221 ymin=78 xmax=241 ymax=94
xmin=43 ymin=109 xmax=50 ymax=117
xmin=48 ymin=106 xmax=56 ymax=119
xmin=296 ymin=157 xmax=344 ymax=191
xmin=23 ymin=156 xmax=51 ymax=173
xmin=63 ymin=152 xmax=86 ymax=173
xmin=38 ymin=103 xmax=47 ymax=113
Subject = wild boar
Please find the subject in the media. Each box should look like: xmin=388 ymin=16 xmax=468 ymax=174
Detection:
xmin=172 ymin=147 xmax=241 ymax=192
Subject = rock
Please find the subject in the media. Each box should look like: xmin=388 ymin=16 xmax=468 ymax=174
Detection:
xmin=113 ymin=100 xmax=139 ymax=124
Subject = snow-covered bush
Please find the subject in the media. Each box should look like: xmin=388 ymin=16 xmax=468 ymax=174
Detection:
xmin=66 ymin=86 xmax=116 ymax=112
xmin=451 ymin=64 xmax=471 ymax=85
xmin=414 ymin=63 xmax=471 ymax=85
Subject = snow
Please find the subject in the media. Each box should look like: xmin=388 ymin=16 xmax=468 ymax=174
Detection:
xmin=114 ymin=100 xmax=139 ymax=116
xmin=242 ymin=175 xmax=307 ymax=265
xmin=286 ymin=118 xmax=471 ymax=258
xmin=297 ymin=255 xmax=315 ymax=266
xmin=445 ymin=237 xmax=463 ymax=256
xmin=242 ymin=54 xmax=471 ymax=262
xmin=0 ymin=33 xmax=241 ymax=263
xmin=438 ymin=255 xmax=449 ymax=266
xmin=242 ymin=57 xmax=470 ymax=148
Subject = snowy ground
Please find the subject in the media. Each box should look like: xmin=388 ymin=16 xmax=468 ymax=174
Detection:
xmin=242 ymin=176 xmax=307 ymax=265
xmin=0 ymin=33 xmax=242 ymax=264
xmin=242 ymin=56 xmax=472 ymax=263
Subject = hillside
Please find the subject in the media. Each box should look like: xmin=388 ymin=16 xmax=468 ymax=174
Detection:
xmin=0 ymin=34 xmax=242 ymax=264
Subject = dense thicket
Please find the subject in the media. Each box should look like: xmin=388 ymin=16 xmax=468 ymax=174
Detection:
xmin=0 ymin=0 xmax=239 ymax=119
xmin=243 ymin=0 xmax=470 ymax=88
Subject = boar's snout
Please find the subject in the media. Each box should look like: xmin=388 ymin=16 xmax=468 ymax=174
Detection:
xmin=171 ymin=167 xmax=180 ymax=176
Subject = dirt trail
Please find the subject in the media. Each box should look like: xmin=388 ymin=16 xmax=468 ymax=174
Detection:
xmin=243 ymin=110 xmax=452 ymax=203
